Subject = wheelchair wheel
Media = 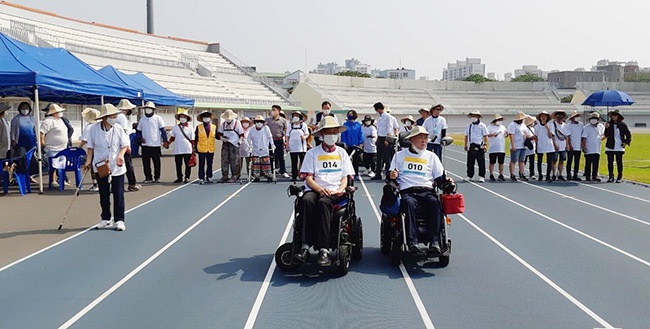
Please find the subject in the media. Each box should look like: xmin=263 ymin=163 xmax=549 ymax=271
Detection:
xmin=352 ymin=218 xmax=363 ymax=261
xmin=438 ymin=255 xmax=450 ymax=267
xmin=390 ymin=240 xmax=402 ymax=267
xmin=380 ymin=215 xmax=391 ymax=255
xmin=336 ymin=245 xmax=351 ymax=276
xmin=275 ymin=243 xmax=299 ymax=272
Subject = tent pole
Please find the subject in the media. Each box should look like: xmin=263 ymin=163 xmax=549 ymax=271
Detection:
xmin=101 ymin=96 xmax=104 ymax=106
xmin=33 ymin=87 xmax=44 ymax=194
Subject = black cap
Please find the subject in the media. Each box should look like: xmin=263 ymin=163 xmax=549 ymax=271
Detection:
xmin=363 ymin=115 xmax=374 ymax=122
xmin=373 ymin=102 xmax=384 ymax=110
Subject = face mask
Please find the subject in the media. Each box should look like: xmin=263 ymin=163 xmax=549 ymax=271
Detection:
xmin=58 ymin=112 xmax=64 ymax=117
xmin=106 ymin=117 xmax=117 ymax=126
xmin=255 ymin=122 xmax=263 ymax=129
xmin=405 ymin=121 xmax=412 ymax=127
xmin=414 ymin=146 xmax=426 ymax=154
xmin=323 ymin=110 xmax=331 ymax=115
xmin=470 ymin=117 xmax=477 ymax=122
xmin=292 ymin=117 xmax=300 ymax=123
xmin=347 ymin=115 xmax=355 ymax=121
xmin=179 ymin=117 xmax=187 ymax=124
xmin=242 ymin=122 xmax=250 ymax=128
xmin=145 ymin=109 xmax=153 ymax=115
xmin=495 ymin=121 xmax=502 ymax=126
xmin=203 ymin=117 xmax=211 ymax=123
xmin=20 ymin=109 xmax=29 ymax=115
xmin=322 ymin=134 xmax=338 ymax=145
xmin=589 ymin=118 xmax=598 ymax=125
xmin=363 ymin=121 xmax=370 ymax=126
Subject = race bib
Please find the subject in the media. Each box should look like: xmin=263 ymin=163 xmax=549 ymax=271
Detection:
xmin=317 ymin=154 xmax=342 ymax=173
xmin=402 ymin=157 xmax=427 ymax=176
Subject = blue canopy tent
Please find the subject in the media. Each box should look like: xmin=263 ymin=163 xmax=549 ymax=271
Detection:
xmin=97 ymin=65 xmax=194 ymax=107
xmin=0 ymin=32 xmax=142 ymax=192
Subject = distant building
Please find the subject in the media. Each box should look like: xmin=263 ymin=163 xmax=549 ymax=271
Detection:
xmin=378 ymin=68 xmax=416 ymax=80
xmin=548 ymin=70 xmax=622 ymax=88
xmin=514 ymin=65 xmax=548 ymax=80
xmin=504 ymin=73 xmax=513 ymax=81
xmin=487 ymin=72 xmax=496 ymax=80
xmin=442 ymin=57 xmax=485 ymax=81
xmin=314 ymin=62 xmax=348 ymax=75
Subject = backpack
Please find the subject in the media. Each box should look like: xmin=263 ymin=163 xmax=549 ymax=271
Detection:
xmin=379 ymin=180 xmax=401 ymax=216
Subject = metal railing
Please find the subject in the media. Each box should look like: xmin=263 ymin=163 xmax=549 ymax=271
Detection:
xmin=305 ymin=80 xmax=347 ymax=109
xmin=186 ymin=94 xmax=295 ymax=107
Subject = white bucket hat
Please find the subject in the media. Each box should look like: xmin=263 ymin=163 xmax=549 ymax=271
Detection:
xmin=405 ymin=126 xmax=429 ymax=139
xmin=116 ymin=99 xmax=137 ymax=110
xmin=97 ymin=103 xmax=121 ymax=119
xmin=142 ymin=101 xmax=156 ymax=109
xmin=45 ymin=104 xmax=66 ymax=116
xmin=313 ymin=116 xmax=347 ymax=137
xmin=82 ymin=108 xmax=100 ymax=123
xmin=222 ymin=109 xmax=237 ymax=120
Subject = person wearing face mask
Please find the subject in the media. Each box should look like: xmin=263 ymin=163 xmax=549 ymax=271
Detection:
xmin=83 ymin=104 xmax=130 ymax=231
xmin=79 ymin=108 xmax=101 ymax=192
xmin=40 ymin=104 xmax=70 ymax=186
xmin=194 ymin=111 xmax=217 ymax=184
xmin=422 ymin=104 xmax=448 ymax=159
xmin=508 ymin=111 xmax=534 ymax=182
xmin=10 ymin=102 xmax=37 ymax=182
xmin=463 ymin=111 xmax=489 ymax=182
xmin=308 ymin=101 xmax=336 ymax=146
xmin=238 ymin=117 xmax=253 ymax=179
xmin=524 ymin=115 xmax=538 ymax=180
xmin=136 ymin=101 xmax=167 ymax=183
xmin=165 ymin=109 xmax=195 ymax=183
xmin=388 ymin=126 xmax=447 ymax=254
xmin=0 ymin=103 xmax=11 ymax=159
xmin=266 ymin=105 xmax=290 ymax=179
xmin=398 ymin=115 xmax=416 ymax=150
xmin=361 ymin=115 xmax=378 ymax=178
xmin=295 ymin=116 xmax=354 ymax=265
xmin=286 ymin=111 xmax=309 ymax=182
xmin=549 ymin=110 xmax=570 ymax=181
xmin=486 ymin=114 xmax=508 ymax=181
xmin=604 ymin=109 xmax=631 ymax=183
xmin=218 ymin=109 xmax=245 ymax=182
xmin=372 ymin=102 xmax=399 ymax=180
xmin=534 ymin=111 xmax=555 ymax=182
xmin=565 ymin=111 xmax=584 ymax=181
xmin=247 ymin=115 xmax=275 ymax=182
xmin=115 ymin=99 xmax=140 ymax=192
xmin=341 ymin=110 xmax=364 ymax=178
xmin=581 ymin=112 xmax=605 ymax=182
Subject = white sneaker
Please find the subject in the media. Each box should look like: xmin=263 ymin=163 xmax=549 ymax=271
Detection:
xmin=282 ymin=172 xmax=290 ymax=178
xmin=96 ymin=220 xmax=113 ymax=229
xmin=115 ymin=221 xmax=126 ymax=231
xmin=478 ymin=177 xmax=485 ymax=183
xmin=368 ymin=171 xmax=376 ymax=178
xmin=89 ymin=185 xmax=99 ymax=192
xmin=463 ymin=177 xmax=471 ymax=182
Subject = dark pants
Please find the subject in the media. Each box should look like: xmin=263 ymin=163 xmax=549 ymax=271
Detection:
xmin=363 ymin=152 xmax=376 ymax=172
xmin=300 ymin=191 xmax=344 ymax=250
xmin=584 ymin=154 xmax=600 ymax=179
xmin=141 ymin=146 xmax=161 ymax=181
xmin=272 ymin=139 xmax=287 ymax=174
xmin=400 ymin=190 xmax=442 ymax=244
xmin=466 ymin=148 xmax=486 ymax=178
xmin=375 ymin=137 xmax=394 ymax=178
xmin=606 ymin=151 xmax=624 ymax=179
xmin=345 ymin=146 xmax=362 ymax=176
xmin=221 ymin=142 xmax=239 ymax=178
xmin=525 ymin=154 xmax=535 ymax=176
xmin=566 ymin=150 xmax=582 ymax=178
xmin=537 ymin=153 xmax=554 ymax=178
xmin=428 ymin=143 xmax=442 ymax=160
xmin=97 ymin=174 xmax=125 ymax=222
xmin=175 ymin=153 xmax=192 ymax=180
xmin=289 ymin=152 xmax=305 ymax=181
xmin=198 ymin=152 xmax=214 ymax=180
xmin=124 ymin=152 xmax=137 ymax=186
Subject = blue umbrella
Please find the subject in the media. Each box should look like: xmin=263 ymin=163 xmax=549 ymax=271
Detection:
xmin=582 ymin=90 xmax=635 ymax=108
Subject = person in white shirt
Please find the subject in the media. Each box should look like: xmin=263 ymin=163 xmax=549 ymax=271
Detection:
xmin=486 ymin=114 xmax=508 ymax=181
xmin=136 ymin=101 xmax=167 ymax=183
xmin=79 ymin=108 xmax=100 ymax=192
xmin=0 ymin=103 xmax=11 ymax=158
xmin=238 ymin=117 xmax=253 ymax=178
xmin=294 ymin=116 xmax=354 ymax=266
xmin=508 ymin=111 xmax=534 ymax=181
xmin=308 ymin=101 xmax=335 ymax=146
xmin=286 ymin=111 xmax=309 ymax=182
xmin=164 ymin=109 xmax=195 ymax=183
xmin=371 ymin=102 xmax=399 ymax=180
xmin=115 ymin=99 xmax=140 ymax=192
xmin=40 ymin=104 xmax=69 ymax=186
xmin=247 ymin=115 xmax=274 ymax=182
xmin=83 ymin=104 xmax=130 ymax=231
xmin=389 ymin=126 xmax=446 ymax=254
xmin=565 ymin=111 xmax=584 ymax=181
xmin=218 ymin=109 xmax=245 ymax=182
xmin=463 ymin=111 xmax=489 ymax=182
xmin=398 ymin=115 xmax=415 ymax=150
xmin=524 ymin=115 xmax=538 ymax=179
xmin=361 ymin=115 xmax=377 ymax=178
xmin=549 ymin=110 xmax=570 ymax=181
xmin=581 ymin=112 xmax=606 ymax=182
xmin=534 ymin=111 xmax=555 ymax=182
xmin=422 ymin=104 xmax=448 ymax=159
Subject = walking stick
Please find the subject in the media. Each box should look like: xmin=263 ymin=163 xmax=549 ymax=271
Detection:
xmin=57 ymin=168 xmax=90 ymax=230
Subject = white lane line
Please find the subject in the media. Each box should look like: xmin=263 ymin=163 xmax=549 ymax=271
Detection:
xmin=243 ymin=211 xmax=295 ymax=329
xmin=0 ymin=167 xmax=225 ymax=274
xmin=445 ymin=170 xmax=650 ymax=269
xmin=359 ymin=177 xmax=436 ymax=329
xmin=58 ymin=182 xmax=251 ymax=329
xmin=458 ymin=213 xmax=618 ymax=329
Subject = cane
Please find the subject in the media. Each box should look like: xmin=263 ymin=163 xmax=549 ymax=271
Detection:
xmin=57 ymin=168 xmax=90 ymax=230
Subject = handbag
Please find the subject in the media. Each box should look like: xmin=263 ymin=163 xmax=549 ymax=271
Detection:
xmin=524 ymin=138 xmax=534 ymax=150
xmin=441 ymin=193 xmax=465 ymax=215
xmin=95 ymin=160 xmax=111 ymax=178
xmin=553 ymin=122 xmax=566 ymax=141
xmin=178 ymin=124 xmax=197 ymax=168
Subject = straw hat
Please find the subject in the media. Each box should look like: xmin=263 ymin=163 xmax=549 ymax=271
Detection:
xmin=401 ymin=115 xmax=415 ymax=124
xmin=0 ymin=102 xmax=10 ymax=113
xmin=142 ymin=101 xmax=156 ymax=109
xmin=240 ymin=116 xmax=251 ymax=123
xmin=313 ymin=116 xmax=347 ymax=137
xmin=222 ymin=109 xmax=237 ymax=120
xmin=175 ymin=108 xmax=192 ymax=121
xmin=45 ymin=104 xmax=66 ymax=116
xmin=116 ymin=99 xmax=136 ymax=110
xmin=97 ymin=103 xmax=121 ymax=119
xmin=253 ymin=115 xmax=265 ymax=123
xmin=568 ymin=110 xmax=580 ymax=120
xmin=588 ymin=112 xmax=601 ymax=120
xmin=418 ymin=108 xmax=428 ymax=114
xmin=291 ymin=111 xmax=304 ymax=120
xmin=514 ymin=111 xmax=527 ymax=121
xmin=197 ymin=110 xmax=212 ymax=119
xmin=536 ymin=110 xmax=550 ymax=122
xmin=467 ymin=110 xmax=482 ymax=118
xmin=552 ymin=110 xmax=567 ymax=118
xmin=491 ymin=114 xmax=504 ymax=123
xmin=608 ymin=109 xmax=624 ymax=120
xmin=525 ymin=115 xmax=537 ymax=127
xmin=430 ymin=104 xmax=445 ymax=113
xmin=405 ymin=126 xmax=429 ymax=139
xmin=82 ymin=108 xmax=100 ymax=123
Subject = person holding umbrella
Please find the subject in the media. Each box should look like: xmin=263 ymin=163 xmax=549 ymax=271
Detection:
xmin=604 ymin=109 xmax=632 ymax=183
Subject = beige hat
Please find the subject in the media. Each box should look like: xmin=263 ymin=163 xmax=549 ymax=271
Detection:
xmin=430 ymin=104 xmax=444 ymax=112
xmin=222 ymin=109 xmax=237 ymax=120
xmin=514 ymin=111 xmax=527 ymax=121
xmin=552 ymin=110 xmax=567 ymax=119
xmin=291 ymin=111 xmax=305 ymax=120
xmin=82 ymin=108 xmax=100 ymax=123
xmin=142 ymin=101 xmax=156 ymax=109
xmin=0 ymin=102 xmax=10 ymax=113
xmin=468 ymin=110 xmax=482 ymax=118
xmin=240 ymin=116 xmax=251 ymax=123
xmin=405 ymin=126 xmax=429 ymax=139
xmin=45 ymin=104 xmax=66 ymax=116
xmin=175 ymin=108 xmax=192 ymax=121
xmin=588 ymin=112 xmax=601 ymax=120
xmin=418 ymin=108 xmax=428 ymax=114
xmin=525 ymin=115 xmax=537 ymax=127
xmin=116 ymin=99 xmax=137 ymax=110
xmin=491 ymin=114 xmax=504 ymax=123
xmin=253 ymin=115 xmax=265 ymax=122
xmin=197 ymin=110 xmax=212 ymax=119
xmin=568 ymin=110 xmax=580 ymax=120
xmin=401 ymin=115 xmax=415 ymax=124
xmin=536 ymin=110 xmax=550 ymax=122
xmin=97 ymin=103 xmax=121 ymax=119
xmin=313 ymin=116 xmax=347 ymax=137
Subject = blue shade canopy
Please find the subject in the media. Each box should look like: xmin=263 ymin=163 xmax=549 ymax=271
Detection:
xmin=582 ymin=90 xmax=635 ymax=107
xmin=98 ymin=66 xmax=194 ymax=107
xmin=0 ymin=32 xmax=141 ymax=104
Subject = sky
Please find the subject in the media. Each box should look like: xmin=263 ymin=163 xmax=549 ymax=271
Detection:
xmin=6 ymin=0 xmax=650 ymax=79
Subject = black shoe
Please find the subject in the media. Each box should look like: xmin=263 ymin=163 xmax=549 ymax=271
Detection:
xmin=519 ymin=174 xmax=529 ymax=182
xmin=407 ymin=242 xmax=420 ymax=253
xmin=184 ymin=178 xmax=190 ymax=183
xmin=593 ymin=177 xmax=601 ymax=182
xmin=173 ymin=178 xmax=183 ymax=183
xmin=558 ymin=175 xmax=566 ymax=181
xmin=252 ymin=177 xmax=260 ymax=182
xmin=607 ymin=177 xmax=615 ymax=183
xmin=497 ymin=174 xmax=505 ymax=181
xmin=546 ymin=177 xmax=552 ymax=183
xmin=510 ymin=175 xmax=517 ymax=182
xmin=616 ymin=178 xmax=622 ymax=183
xmin=573 ymin=175 xmax=582 ymax=182
xmin=267 ymin=177 xmax=273 ymax=182
xmin=316 ymin=250 xmax=330 ymax=266
xmin=538 ymin=175 xmax=543 ymax=181
xmin=489 ymin=174 xmax=496 ymax=182
xmin=551 ymin=175 xmax=556 ymax=181
xmin=428 ymin=241 xmax=442 ymax=255
xmin=294 ymin=248 xmax=309 ymax=263
xmin=585 ymin=177 xmax=592 ymax=182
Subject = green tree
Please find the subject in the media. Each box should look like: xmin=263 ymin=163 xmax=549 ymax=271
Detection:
xmin=511 ymin=73 xmax=545 ymax=82
xmin=560 ymin=94 xmax=573 ymax=103
xmin=462 ymin=74 xmax=494 ymax=83
xmin=335 ymin=71 xmax=371 ymax=78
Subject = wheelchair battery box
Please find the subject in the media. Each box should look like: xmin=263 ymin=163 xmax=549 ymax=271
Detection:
xmin=441 ymin=193 xmax=465 ymax=214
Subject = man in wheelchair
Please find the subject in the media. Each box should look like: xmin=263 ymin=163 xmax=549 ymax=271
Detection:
xmin=388 ymin=126 xmax=447 ymax=254
xmin=294 ymin=116 xmax=355 ymax=266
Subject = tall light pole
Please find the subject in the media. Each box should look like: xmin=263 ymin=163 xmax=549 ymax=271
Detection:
xmin=146 ymin=0 xmax=154 ymax=34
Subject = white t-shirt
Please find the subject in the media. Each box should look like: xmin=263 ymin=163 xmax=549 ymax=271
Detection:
xmin=422 ymin=116 xmax=448 ymax=144
xmin=549 ymin=121 xmax=570 ymax=151
xmin=464 ymin=122 xmax=489 ymax=145
xmin=81 ymin=123 xmax=94 ymax=144
xmin=40 ymin=116 xmax=68 ymax=152
xmin=286 ymin=122 xmax=308 ymax=153
xmin=581 ymin=124 xmax=603 ymax=155
xmin=137 ymin=114 xmax=165 ymax=147
xmin=116 ymin=113 xmax=130 ymax=134
xmin=605 ymin=124 xmax=625 ymax=152
xmin=487 ymin=124 xmax=507 ymax=153
xmin=566 ymin=121 xmax=584 ymax=150
xmin=507 ymin=121 xmax=532 ymax=150
xmin=525 ymin=126 xmax=537 ymax=156
xmin=389 ymin=148 xmax=444 ymax=191
xmin=239 ymin=127 xmax=251 ymax=157
xmin=376 ymin=112 xmax=399 ymax=137
xmin=86 ymin=123 xmax=129 ymax=177
xmin=170 ymin=124 xmax=195 ymax=155
xmin=247 ymin=126 xmax=273 ymax=156
xmin=218 ymin=120 xmax=244 ymax=147
xmin=534 ymin=123 xmax=555 ymax=154
xmin=361 ymin=125 xmax=377 ymax=153
xmin=300 ymin=145 xmax=354 ymax=192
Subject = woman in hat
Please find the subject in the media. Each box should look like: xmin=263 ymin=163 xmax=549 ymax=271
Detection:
xmin=581 ymin=112 xmax=605 ymax=182
xmin=194 ymin=110 xmax=217 ymax=184
xmin=341 ymin=110 xmax=363 ymax=177
xmin=136 ymin=101 xmax=167 ymax=183
xmin=507 ymin=111 xmax=534 ymax=181
xmin=534 ymin=111 xmax=555 ymax=182
xmin=40 ymin=104 xmax=70 ymax=186
xmin=83 ymin=104 xmax=130 ymax=231
xmin=0 ymin=103 xmax=11 ymax=159
xmin=486 ymin=114 xmax=508 ymax=181
xmin=116 ymin=99 xmax=140 ymax=192
xmin=463 ymin=111 xmax=488 ymax=182
xmin=416 ymin=108 xmax=429 ymax=126
xmin=10 ymin=102 xmax=38 ymax=182
xmin=550 ymin=110 xmax=570 ymax=181
xmin=286 ymin=111 xmax=309 ymax=182
xmin=361 ymin=115 xmax=377 ymax=178
xmin=565 ymin=111 xmax=584 ymax=181
xmin=397 ymin=115 xmax=416 ymax=150
xmin=247 ymin=115 xmax=274 ymax=182
xmin=79 ymin=108 xmax=101 ymax=191
xmin=604 ymin=110 xmax=632 ymax=183
xmin=238 ymin=116 xmax=253 ymax=179
xmin=165 ymin=109 xmax=195 ymax=183
xmin=217 ymin=109 xmax=244 ymax=182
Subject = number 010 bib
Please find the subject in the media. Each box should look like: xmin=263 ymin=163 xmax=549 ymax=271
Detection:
xmin=402 ymin=157 xmax=427 ymax=176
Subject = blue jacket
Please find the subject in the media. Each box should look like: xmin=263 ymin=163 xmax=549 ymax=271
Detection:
xmin=341 ymin=121 xmax=363 ymax=147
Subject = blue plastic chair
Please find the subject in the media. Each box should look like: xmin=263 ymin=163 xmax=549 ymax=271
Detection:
xmin=48 ymin=147 xmax=86 ymax=191
xmin=1 ymin=148 xmax=35 ymax=196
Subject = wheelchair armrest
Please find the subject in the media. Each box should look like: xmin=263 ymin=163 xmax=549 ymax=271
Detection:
xmin=287 ymin=184 xmax=305 ymax=198
xmin=346 ymin=186 xmax=358 ymax=193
